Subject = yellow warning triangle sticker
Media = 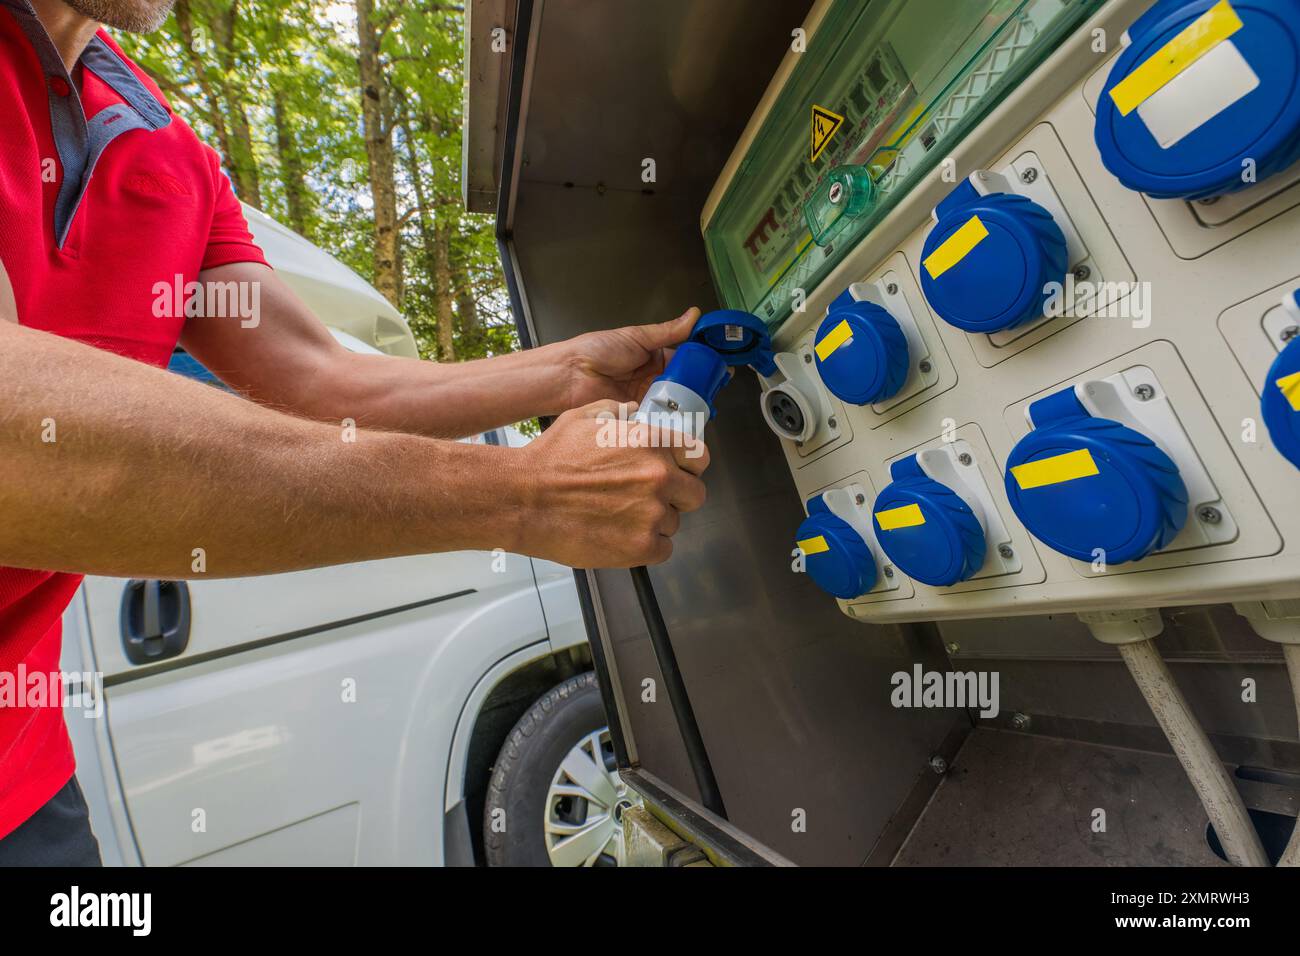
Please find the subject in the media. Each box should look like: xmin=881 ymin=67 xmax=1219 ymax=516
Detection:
xmin=810 ymin=104 xmax=844 ymax=163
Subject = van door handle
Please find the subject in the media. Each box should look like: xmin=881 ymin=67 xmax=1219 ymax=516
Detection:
xmin=120 ymin=580 xmax=191 ymax=665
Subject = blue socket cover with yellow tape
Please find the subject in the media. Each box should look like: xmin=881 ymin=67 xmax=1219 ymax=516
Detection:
xmin=919 ymin=180 xmax=1068 ymax=335
xmin=795 ymin=495 xmax=877 ymax=600
xmin=1004 ymin=388 xmax=1189 ymax=564
xmin=1095 ymin=0 xmax=1300 ymax=200
xmin=1263 ymin=308 xmax=1300 ymax=469
xmin=812 ymin=291 xmax=909 ymax=406
xmin=872 ymin=456 xmax=986 ymax=588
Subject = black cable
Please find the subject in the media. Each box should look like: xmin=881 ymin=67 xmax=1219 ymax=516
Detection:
xmin=629 ymin=565 xmax=727 ymax=819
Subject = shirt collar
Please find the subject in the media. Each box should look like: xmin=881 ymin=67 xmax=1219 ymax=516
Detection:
xmin=1 ymin=0 xmax=170 ymax=129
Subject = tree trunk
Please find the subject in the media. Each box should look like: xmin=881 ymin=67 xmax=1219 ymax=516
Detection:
xmin=173 ymin=1 xmax=238 ymax=191
xmin=356 ymin=0 xmax=403 ymax=310
xmin=211 ymin=0 xmax=261 ymax=209
xmin=399 ymin=106 xmax=456 ymax=360
xmin=453 ymin=263 xmax=479 ymax=331
xmin=433 ymin=223 xmax=456 ymax=362
xmin=175 ymin=0 xmax=261 ymax=207
xmin=272 ymin=88 xmax=312 ymax=237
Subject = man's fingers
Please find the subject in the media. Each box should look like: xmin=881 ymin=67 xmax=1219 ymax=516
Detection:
xmin=668 ymin=435 xmax=710 ymax=476
xmin=662 ymin=467 xmax=707 ymax=514
xmin=637 ymin=306 xmax=701 ymax=351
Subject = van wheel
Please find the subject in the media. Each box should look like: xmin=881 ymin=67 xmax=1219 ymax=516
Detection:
xmin=484 ymin=672 xmax=635 ymax=866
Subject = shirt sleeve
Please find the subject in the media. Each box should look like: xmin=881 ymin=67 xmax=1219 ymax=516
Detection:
xmin=202 ymin=147 xmax=270 ymax=271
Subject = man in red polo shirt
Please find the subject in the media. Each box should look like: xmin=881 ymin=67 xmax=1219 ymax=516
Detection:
xmin=0 ymin=0 xmax=710 ymax=865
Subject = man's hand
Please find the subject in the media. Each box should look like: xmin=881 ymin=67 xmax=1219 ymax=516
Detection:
xmin=510 ymin=400 xmax=709 ymax=567
xmin=561 ymin=308 xmax=702 ymax=408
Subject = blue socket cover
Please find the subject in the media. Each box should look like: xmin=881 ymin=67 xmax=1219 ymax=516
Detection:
xmin=1262 ymin=319 xmax=1300 ymax=469
xmin=649 ymin=309 xmax=775 ymax=418
xmin=689 ymin=309 xmax=777 ymax=376
xmin=796 ymin=495 xmax=877 ymax=600
xmin=1004 ymin=388 xmax=1189 ymax=565
xmin=813 ymin=294 xmax=909 ymax=406
xmin=1095 ymin=0 xmax=1300 ymax=201
xmin=872 ymin=456 xmax=986 ymax=587
xmin=919 ymin=181 xmax=1068 ymax=335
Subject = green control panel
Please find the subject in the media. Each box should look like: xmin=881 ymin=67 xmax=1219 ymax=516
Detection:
xmin=704 ymin=0 xmax=1102 ymax=329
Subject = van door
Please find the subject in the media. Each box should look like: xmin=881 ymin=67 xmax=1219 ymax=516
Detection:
xmin=79 ymin=540 xmax=547 ymax=866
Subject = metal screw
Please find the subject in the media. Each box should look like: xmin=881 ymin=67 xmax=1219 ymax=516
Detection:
xmin=1282 ymin=325 xmax=1300 ymax=343
xmin=1197 ymin=196 xmax=1220 ymax=206
xmin=919 ymin=360 xmax=933 ymax=374
xmin=804 ymin=352 xmax=813 ymax=363
xmin=1011 ymin=712 xmax=1032 ymax=731
xmin=929 ymin=755 xmax=948 ymax=775
xmin=886 ymin=282 xmax=899 ymax=295
xmin=854 ymin=493 xmax=865 ymax=506
xmin=1073 ymin=265 xmax=1091 ymax=282
xmin=795 ymin=440 xmax=804 ymax=448
xmin=957 ymin=452 xmax=973 ymax=466
xmin=1020 ymin=167 xmax=1039 ymax=184
xmin=946 ymin=642 xmax=960 ymax=655
xmin=827 ymin=416 xmax=838 ymax=429
xmin=666 ymin=399 xmax=679 ymax=412
xmin=883 ymin=566 xmax=895 ymax=579
xmin=998 ymin=543 xmax=1015 ymax=560
xmin=1198 ymin=506 xmax=1222 ymax=525
xmin=1134 ymin=384 xmax=1156 ymax=402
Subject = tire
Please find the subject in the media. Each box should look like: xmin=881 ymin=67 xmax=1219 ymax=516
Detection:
xmin=483 ymin=672 xmax=632 ymax=866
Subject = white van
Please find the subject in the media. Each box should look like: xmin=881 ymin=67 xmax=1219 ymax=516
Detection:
xmin=58 ymin=208 xmax=632 ymax=867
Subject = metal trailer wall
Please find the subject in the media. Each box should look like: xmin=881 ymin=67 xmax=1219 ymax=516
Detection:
xmin=475 ymin=0 xmax=1300 ymax=865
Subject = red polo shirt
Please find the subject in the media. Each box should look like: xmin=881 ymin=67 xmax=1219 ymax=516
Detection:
xmin=0 ymin=1 xmax=267 ymax=839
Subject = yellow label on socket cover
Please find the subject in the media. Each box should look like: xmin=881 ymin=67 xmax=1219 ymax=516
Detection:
xmin=874 ymin=503 xmax=927 ymax=531
xmin=1278 ymin=370 xmax=1300 ymax=412
xmin=814 ymin=318 xmax=854 ymax=362
xmin=923 ymin=215 xmax=989 ymax=280
xmin=1108 ymin=0 xmax=1244 ymax=116
xmin=1010 ymin=448 xmax=1101 ymax=490
xmin=797 ymin=535 xmax=830 ymax=555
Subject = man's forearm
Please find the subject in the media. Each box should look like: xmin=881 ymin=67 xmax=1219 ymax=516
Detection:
xmin=181 ymin=263 xmax=579 ymax=439
xmin=296 ymin=342 xmax=579 ymax=439
xmin=0 ymin=321 xmax=526 ymax=578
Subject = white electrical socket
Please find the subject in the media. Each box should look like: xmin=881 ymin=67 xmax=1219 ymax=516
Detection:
xmin=759 ymin=349 xmax=844 ymax=455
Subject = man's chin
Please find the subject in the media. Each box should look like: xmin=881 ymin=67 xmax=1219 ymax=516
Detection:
xmin=60 ymin=0 xmax=176 ymax=34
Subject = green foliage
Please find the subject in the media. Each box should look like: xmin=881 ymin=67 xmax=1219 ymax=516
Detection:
xmin=120 ymin=0 xmax=515 ymax=363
